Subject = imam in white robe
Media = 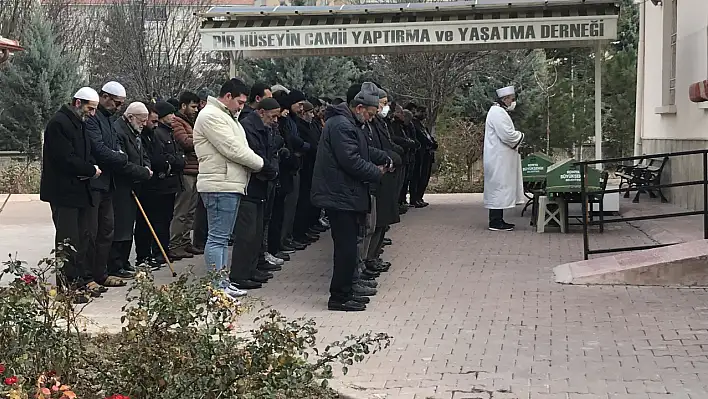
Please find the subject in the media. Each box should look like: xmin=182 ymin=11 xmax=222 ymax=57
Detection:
xmin=483 ymin=104 xmax=525 ymax=209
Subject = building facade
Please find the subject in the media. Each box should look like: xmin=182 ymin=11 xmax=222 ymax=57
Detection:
xmin=637 ymin=0 xmax=708 ymax=210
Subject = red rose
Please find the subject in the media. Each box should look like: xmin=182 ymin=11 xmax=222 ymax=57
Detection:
xmin=20 ymin=274 xmax=37 ymax=284
xmin=4 ymin=376 xmax=17 ymax=385
xmin=0 ymin=364 xmax=5 ymax=374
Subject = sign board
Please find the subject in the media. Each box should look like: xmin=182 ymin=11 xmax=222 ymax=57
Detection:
xmin=546 ymin=158 xmax=601 ymax=194
xmin=522 ymin=152 xmax=554 ymax=182
xmin=201 ymin=15 xmax=617 ymax=52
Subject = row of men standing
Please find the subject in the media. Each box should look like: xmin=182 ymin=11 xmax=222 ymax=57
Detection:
xmin=38 ymin=78 xmax=436 ymax=309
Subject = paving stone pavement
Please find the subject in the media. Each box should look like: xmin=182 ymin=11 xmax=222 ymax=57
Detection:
xmin=2 ymin=193 xmax=708 ymax=399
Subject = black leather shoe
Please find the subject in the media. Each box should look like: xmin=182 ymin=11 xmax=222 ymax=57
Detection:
xmin=291 ymin=241 xmax=309 ymax=249
xmin=374 ymin=259 xmax=392 ymax=268
xmin=366 ymin=263 xmax=389 ymax=273
xmin=275 ymin=252 xmax=290 ymax=261
xmin=352 ymin=295 xmax=370 ymax=304
xmin=280 ymin=244 xmax=296 ymax=253
xmin=328 ymin=300 xmax=366 ymax=312
xmin=251 ymin=275 xmax=270 ymax=284
xmin=306 ymin=232 xmax=320 ymax=241
xmin=353 ymin=283 xmax=377 ymax=296
xmin=359 ymin=279 xmax=378 ymax=288
xmin=310 ymin=225 xmax=327 ymax=233
xmin=360 ymin=270 xmax=380 ymax=280
xmin=233 ymin=280 xmax=263 ymax=289
xmin=383 ymin=238 xmax=392 ymax=246
xmin=258 ymin=263 xmax=282 ymax=272
xmin=110 ymin=269 xmax=135 ymax=279
xmin=255 ymin=270 xmax=274 ymax=279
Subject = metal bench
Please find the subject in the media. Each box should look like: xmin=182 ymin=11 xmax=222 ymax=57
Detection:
xmin=618 ymin=156 xmax=669 ymax=203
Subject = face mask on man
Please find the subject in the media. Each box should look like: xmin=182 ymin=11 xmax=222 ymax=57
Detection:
xmin=506 ymin=101 xmax=517 ymax=112
xmin=380 ymin=105 xmax=390 ymax=117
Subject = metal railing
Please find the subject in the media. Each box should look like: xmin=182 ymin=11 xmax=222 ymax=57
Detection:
xmin=575 ymin=149 xmax=708 ymax=260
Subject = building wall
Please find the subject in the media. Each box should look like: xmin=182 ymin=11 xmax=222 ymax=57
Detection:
xmin=640 ymin=0 xmax=708 ymax=210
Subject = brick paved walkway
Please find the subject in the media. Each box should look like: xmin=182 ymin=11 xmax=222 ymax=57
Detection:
xmin=2 ymin=194 xmax=708 ymax=399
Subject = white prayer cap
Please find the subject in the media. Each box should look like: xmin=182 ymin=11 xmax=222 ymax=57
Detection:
xmin=496 ymin=86 xmax=515 ymax=98
xmin=124 ymin=101 xmax=148 ymax=116
xmin=73 ymin=87 xmax=99 ymax=102
xmin=101 ymin=81 xmax=127 ymax=97
xmin=271 ymin=84 xmax=290 ymax=94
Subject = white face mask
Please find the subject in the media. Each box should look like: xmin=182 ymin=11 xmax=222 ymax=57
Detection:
xmin=506 ymin=101 xmax=517 ymax=112
xmin=380 ymin=105 xmax=390 ymax=117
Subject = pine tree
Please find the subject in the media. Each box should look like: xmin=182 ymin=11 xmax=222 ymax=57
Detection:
xmin=0 ymin=11 xmax=82 ymax=158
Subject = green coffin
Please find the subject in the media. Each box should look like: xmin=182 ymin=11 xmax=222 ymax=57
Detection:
xmin=546 ymin=158 xmax=601 ymax=193
xmin=522 ymin=152 xmax=554 ymax=182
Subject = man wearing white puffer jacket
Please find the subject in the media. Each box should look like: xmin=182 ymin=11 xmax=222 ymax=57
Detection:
xmin=194 ymin=78 xmax=277 ymax=299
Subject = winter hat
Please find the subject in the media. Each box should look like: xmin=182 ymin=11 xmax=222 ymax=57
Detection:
xmin=352 ymin=82 xmax=380 ymax=108
xmin=101 ymin=81 xmax=126 ymax=97
xmin=257 ymin=98 xmax=281 ymax=111
xmin=74 ymin=87 xmax=99 ymax=102
xmin=288 ymin=90 xmax=306 ymax=106
xmin=155 ymin=101 xmax=176 ymax=119
xmin=346 ymin=84 xmax=362 ymax=104
xmin=302 ymin=101 xmax=314 ymax=112
xmin=197 ymin=88 xmax=214 ymax=101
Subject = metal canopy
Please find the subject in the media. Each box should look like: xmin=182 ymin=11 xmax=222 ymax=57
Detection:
xmin=198 ymin=0 xmax=619 ymax=58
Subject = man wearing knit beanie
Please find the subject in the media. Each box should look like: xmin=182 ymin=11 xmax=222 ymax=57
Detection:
xmin=310 ymin=82 xmax=392 ymax=312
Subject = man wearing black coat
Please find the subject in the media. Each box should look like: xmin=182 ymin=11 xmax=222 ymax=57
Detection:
xmin=85 ymin=81 xmax=128 ymax=291
xmin=389 ymin=105 xmax=419 ymax=211
xmin=311 ymin=82 xmax=391 ymax=312
xmin=229 ymin=98 xmax=280 ymax=290
xmin=134 ymin=101 xmax=185 ymax=266
xmin=407 ymin=104 xmax=438 ymax=208
xmin=40 ymin=87 xmax=102 ymax=303
xmin=292 ymin=100 xmax=322 ymax=245
xmin=109 ymin=102 xmax=153 ymax=281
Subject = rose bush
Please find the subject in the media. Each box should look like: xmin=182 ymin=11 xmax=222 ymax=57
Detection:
xmin=0 ymin=247 xmax=391 ymax=399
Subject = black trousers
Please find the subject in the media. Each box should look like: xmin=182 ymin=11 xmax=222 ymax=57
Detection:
xmin=86 ymin=191 xmax=114 ymax=283
xmin=366 ymin=226 xmax=386 ymax=261
xmin=411 ymin=151 xmax=434 ymax=203
xmin=293 ymin=170 xmax=315 ymax=241
xmin=51 ymin=204 xmax=92 ymax=286
xmin=193 ymin=195 xmax=207 ymax=250
xmin=327 ymin=209 xmax=361 ymax=303
xmin=260 ymin=182 xmax=277 ymax=262
xmin=268 ymin=189 xmax=287 ymax=255
xmin=108 ymin=240 xmax=132 ymax=273
xmin=420 ymin=153 xmax=434 ymax=201
xmin=135 ymin=192 xmax=175 ymax=261
xmin=489 ymin=209 xmax=504 ymax=225
xmin=230 ymin=200 xmax=264 ymax=282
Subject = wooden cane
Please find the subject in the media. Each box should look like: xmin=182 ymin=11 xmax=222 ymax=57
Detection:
xmin=132 ymin=191 xmax=177 ymax=277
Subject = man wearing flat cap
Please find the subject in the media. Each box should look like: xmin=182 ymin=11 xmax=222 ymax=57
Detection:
xmin=311 ymin=82 xmax=391 ymax=312
xmin=483 ymin=85 xmax=525 ymax=231
xmin=40 ymin=87 xmax=103 ymax=303
xmin=85 ymin=81 xmax=129 ymax=292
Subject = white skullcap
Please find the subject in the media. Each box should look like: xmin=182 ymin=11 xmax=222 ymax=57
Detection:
xmin=73 ymin=87 xmax=99 ymax=102
xmin=124 ymin=101 xmax=148 ymax=116
xmin=270 ymin=84 xmax=290 ymax=94
xmin=101 ymin=81 xmax=127 ymax=97
xmin=496 ymin=86 xmax=515 ymax=98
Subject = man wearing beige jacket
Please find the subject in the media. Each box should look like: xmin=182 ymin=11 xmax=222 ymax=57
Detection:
xmin=194 ymin=78 xmax=276 ymax=299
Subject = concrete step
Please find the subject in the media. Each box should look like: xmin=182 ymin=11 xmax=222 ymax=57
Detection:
xmin=554 ymin=239 xmax=708 ymax=286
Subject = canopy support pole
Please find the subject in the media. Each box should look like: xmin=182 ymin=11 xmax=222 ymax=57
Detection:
xmin=594 ymin=42 xmax=603 ymax=170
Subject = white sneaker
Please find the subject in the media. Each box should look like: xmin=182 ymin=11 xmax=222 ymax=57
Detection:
xmin=319 ymin=217 xmax=330 ymax=228
xmin=264 ymin=252 xmax=285 ymax=266
xmin=224 ymin=285 xmax=247 ymax=299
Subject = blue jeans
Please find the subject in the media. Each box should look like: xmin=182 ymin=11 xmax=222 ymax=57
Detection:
xmin=201 ymin=192 xmax=241 ymax=287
